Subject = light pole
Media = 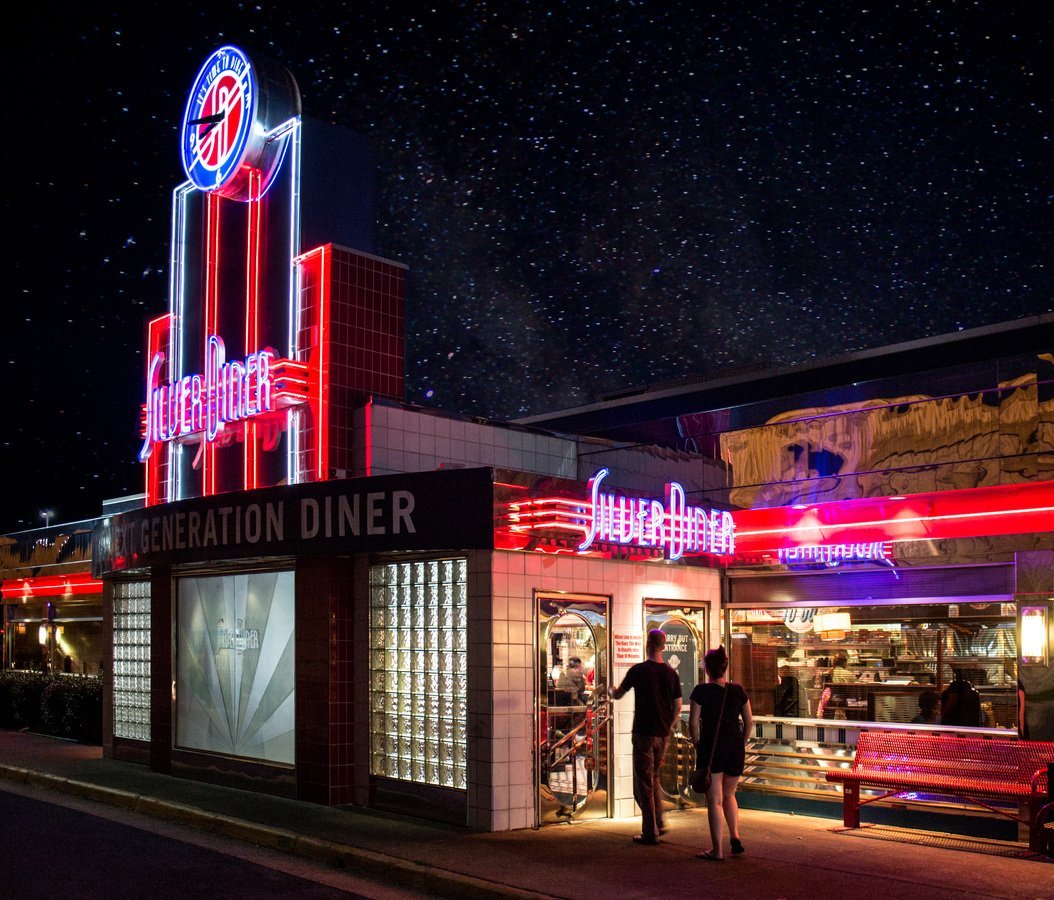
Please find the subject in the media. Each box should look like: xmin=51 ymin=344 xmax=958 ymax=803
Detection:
xmin=40 ymin=510 xmax=53 ymax=527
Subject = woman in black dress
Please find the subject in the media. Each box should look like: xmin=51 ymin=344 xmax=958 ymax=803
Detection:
xmin=688 ymin=646 xmax=753 ymax=860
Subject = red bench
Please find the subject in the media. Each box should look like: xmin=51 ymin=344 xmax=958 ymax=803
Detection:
xmin=825 ymin=731 xmax=1054 ymax=852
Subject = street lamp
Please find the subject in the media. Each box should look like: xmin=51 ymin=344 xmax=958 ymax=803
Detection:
xmin=40 ymin=510 xmax=53 ymax=527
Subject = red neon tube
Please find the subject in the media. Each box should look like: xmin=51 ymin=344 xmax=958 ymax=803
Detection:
xmin=1 ymin=574 xmax=104 ymax=600
xmin=732 ymin=480 xmax=1054 ymax=553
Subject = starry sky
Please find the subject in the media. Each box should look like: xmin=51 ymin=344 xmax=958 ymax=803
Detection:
xmin=4 ymin=1 xmax=1051 ymax=531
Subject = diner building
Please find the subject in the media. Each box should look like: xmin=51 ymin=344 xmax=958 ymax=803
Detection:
xmin=14 ymin=43 xmax=1052 ymax=840
xmin=89 ymin=45 xmax=736 ymax=831
xmin=521 ymin=315 xmax=1054 ymax=824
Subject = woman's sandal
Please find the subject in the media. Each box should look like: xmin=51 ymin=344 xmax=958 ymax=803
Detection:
xmin=730 ymin=838 xmax=745 ymax=856
xmin=696 ymin=850 xmax=724 ymax=861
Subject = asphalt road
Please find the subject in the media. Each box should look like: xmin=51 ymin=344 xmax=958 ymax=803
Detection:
xmin=0 ymin=781 xmax=429 ymax=900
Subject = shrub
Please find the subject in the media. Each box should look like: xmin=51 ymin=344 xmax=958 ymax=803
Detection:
xmin=0 ymin=672 xmax=102 ymax=744
xmin=41 ymin=680 xmax=67 ymax=735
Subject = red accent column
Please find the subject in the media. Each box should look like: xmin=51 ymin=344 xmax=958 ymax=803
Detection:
xmin=150 ymin=568 xmax=173 ymax=775
xmin=316 ymin=246 xmax=331 ymax=481
xmin=295 ymin=555 xmax=356 ymax=805
xmin=293 ymin=246 xmax=331 ymax=483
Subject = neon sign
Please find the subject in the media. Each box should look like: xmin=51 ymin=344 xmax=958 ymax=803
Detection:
xmin=181 ymin=46 xmax=255 ymax=192
xmin=578 ymin=469 xmax=735 ymax=560
xmin=139 ymin=335 xmax=274 ymax=461
xmin=777 ymin=542 xmax=893 ymax=567
xmin=180 ymin=45 xmax=298 ymax=202
xmin=503 ymin=472 xmax=736 ymax=560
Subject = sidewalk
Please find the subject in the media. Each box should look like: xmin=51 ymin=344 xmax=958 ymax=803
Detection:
xmin=0 ymin=730 xmax=1049 ymax=899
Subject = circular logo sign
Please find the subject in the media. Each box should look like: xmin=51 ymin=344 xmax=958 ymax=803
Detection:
xmin=181 ymin=46 xmax=257 ymax=192
xmin=783 ymin=608 xmax=816 ymax=634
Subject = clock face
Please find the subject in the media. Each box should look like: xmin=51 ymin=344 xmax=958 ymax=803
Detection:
xmin=181 ymin=46 xmax=258 ymax=194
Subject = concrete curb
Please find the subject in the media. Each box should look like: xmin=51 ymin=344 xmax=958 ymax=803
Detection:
xmin=0 ymin=764 xmax=546 ymax=899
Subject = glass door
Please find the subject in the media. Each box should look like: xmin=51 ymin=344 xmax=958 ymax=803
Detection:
xmin=644 ymin=600 xmax=709 ymax=808
xmin=536 ymin=593 xmax=611 ymax=825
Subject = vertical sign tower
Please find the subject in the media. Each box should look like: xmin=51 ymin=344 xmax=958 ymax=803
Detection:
xmin=139 ymin=46 xmax=405 ymax=505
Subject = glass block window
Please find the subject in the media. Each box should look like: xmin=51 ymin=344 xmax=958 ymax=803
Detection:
xmin=113 ymin=581 xmax=151 ymax=741
xmin=369 ymin=558 xmax=468 ymax=790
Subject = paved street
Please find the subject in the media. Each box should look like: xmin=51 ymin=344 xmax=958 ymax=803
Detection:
xmin=0 ymin=730 xmax=1050 ymax=899
xmin=0 ymin=782 xmax=426 ymax=900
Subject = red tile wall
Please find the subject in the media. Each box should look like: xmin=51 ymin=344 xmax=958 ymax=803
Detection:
xmin=149 ymin=568 xmax=173 ymax=775
xmin=295 ymin=555 xmax=358 ymax=806
xmin=294 ymin=245 xmax=406 ymax=483
xmin=326 ymin=247 xmax=406 ymax=476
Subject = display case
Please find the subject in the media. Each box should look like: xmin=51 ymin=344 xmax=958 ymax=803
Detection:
xmin=744 ymin=716 xmax=1022 ymax=820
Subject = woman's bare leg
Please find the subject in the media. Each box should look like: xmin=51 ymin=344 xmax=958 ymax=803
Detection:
xmin=722 ymin=774 xmax=740 ymax=842
xmin=705 ymin=773 xmax=725 ymax=857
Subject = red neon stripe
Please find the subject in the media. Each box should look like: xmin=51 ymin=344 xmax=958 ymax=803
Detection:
xmin=496 ymin=482 xmax=1054 ymax=558
xmin=731 ymin=480 xmax=1054 ymax=552
xmin=363 ymin=396 xmax=372 ymax=476
xmin=317 ymin=245 xmax=331 ymax=481
xmin=1 ymin=574 xmax=104 ymax=600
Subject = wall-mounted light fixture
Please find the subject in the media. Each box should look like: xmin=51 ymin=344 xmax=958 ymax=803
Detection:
xmin=38 ymin=625 xmax=48 ymax=646
xmin=1019 ymin=600 xmax=1051 ymax=667
xmin=814 ymin=611 xmax=851 ymax=641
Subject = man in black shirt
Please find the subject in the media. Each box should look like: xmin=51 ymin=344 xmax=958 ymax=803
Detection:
xmin=612 ymin=629 xmax=682 ymax=844
xmin=941 ymin=669 xmax=983 ymax=726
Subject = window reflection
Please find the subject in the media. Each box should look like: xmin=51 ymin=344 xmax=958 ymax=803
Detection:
xmin=729 ymin=602 xmax=1018 ymax=728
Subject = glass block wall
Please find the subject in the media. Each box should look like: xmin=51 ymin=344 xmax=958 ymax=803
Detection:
xmin=369 ymin=558 xmax=468 ymax=789
xmin=113 ymin=581 xmax=151 ymax=741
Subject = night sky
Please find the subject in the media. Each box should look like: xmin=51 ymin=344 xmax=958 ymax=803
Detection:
xmin=4 ymin=2 xmax=1051 ymax=531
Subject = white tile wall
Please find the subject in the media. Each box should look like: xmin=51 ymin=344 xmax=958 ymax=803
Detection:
xmin=469 ymin=548 xmax=720 ymax=832
xmin=358 ymin=403 xmax=726 ymax=831
xmin=361 ymin=402 xmax=719 ymax=490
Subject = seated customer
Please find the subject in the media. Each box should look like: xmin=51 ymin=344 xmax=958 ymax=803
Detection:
xmin=556 ymin=657 xmax=587 ymax=705
xmin=911 ymin=690 xmax=941 ymax=724
xmin=831 ymin=652 xmax=856 ymax=684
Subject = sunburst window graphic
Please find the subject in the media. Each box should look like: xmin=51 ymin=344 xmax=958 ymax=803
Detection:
xmin=176 ymin=571 xmax=295 ymax=765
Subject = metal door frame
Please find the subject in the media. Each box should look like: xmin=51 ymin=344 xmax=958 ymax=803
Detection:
xmin=534 ymin=590 xmax=612 ymax=827
xmin=643 ymin=598 xmax=711 ymax=808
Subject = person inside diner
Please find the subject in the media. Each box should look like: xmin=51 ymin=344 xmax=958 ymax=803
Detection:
xmin=831 ymin=652 xmax=856 ymax=684
xmin=556 ymin=657 xmax=587 ymax=705
xmin=774 ymin=666 xmax=799 ymax=716
xmin=911 ymin=690 xmax=941 ymax=724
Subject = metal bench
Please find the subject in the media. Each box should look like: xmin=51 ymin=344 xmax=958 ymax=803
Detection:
xmin=825 ymin=731 xmax=1053 ymax=851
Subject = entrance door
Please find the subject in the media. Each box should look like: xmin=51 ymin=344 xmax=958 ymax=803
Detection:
xmin=644 ymin=601 xmax=709 ymax=808
xmin=536 ymin=593 xmax=611 ymax=825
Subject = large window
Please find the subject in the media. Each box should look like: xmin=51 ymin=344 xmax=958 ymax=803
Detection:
xmin=113 ymin=581 xmax=151 ymax=741
xmin=729 ymin=601 xmax=1018 ymax=728
xmin=369 ymin=558 xmax=468 ymax=790
xmin=176 ymin=571 xmax=295 ymax=765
